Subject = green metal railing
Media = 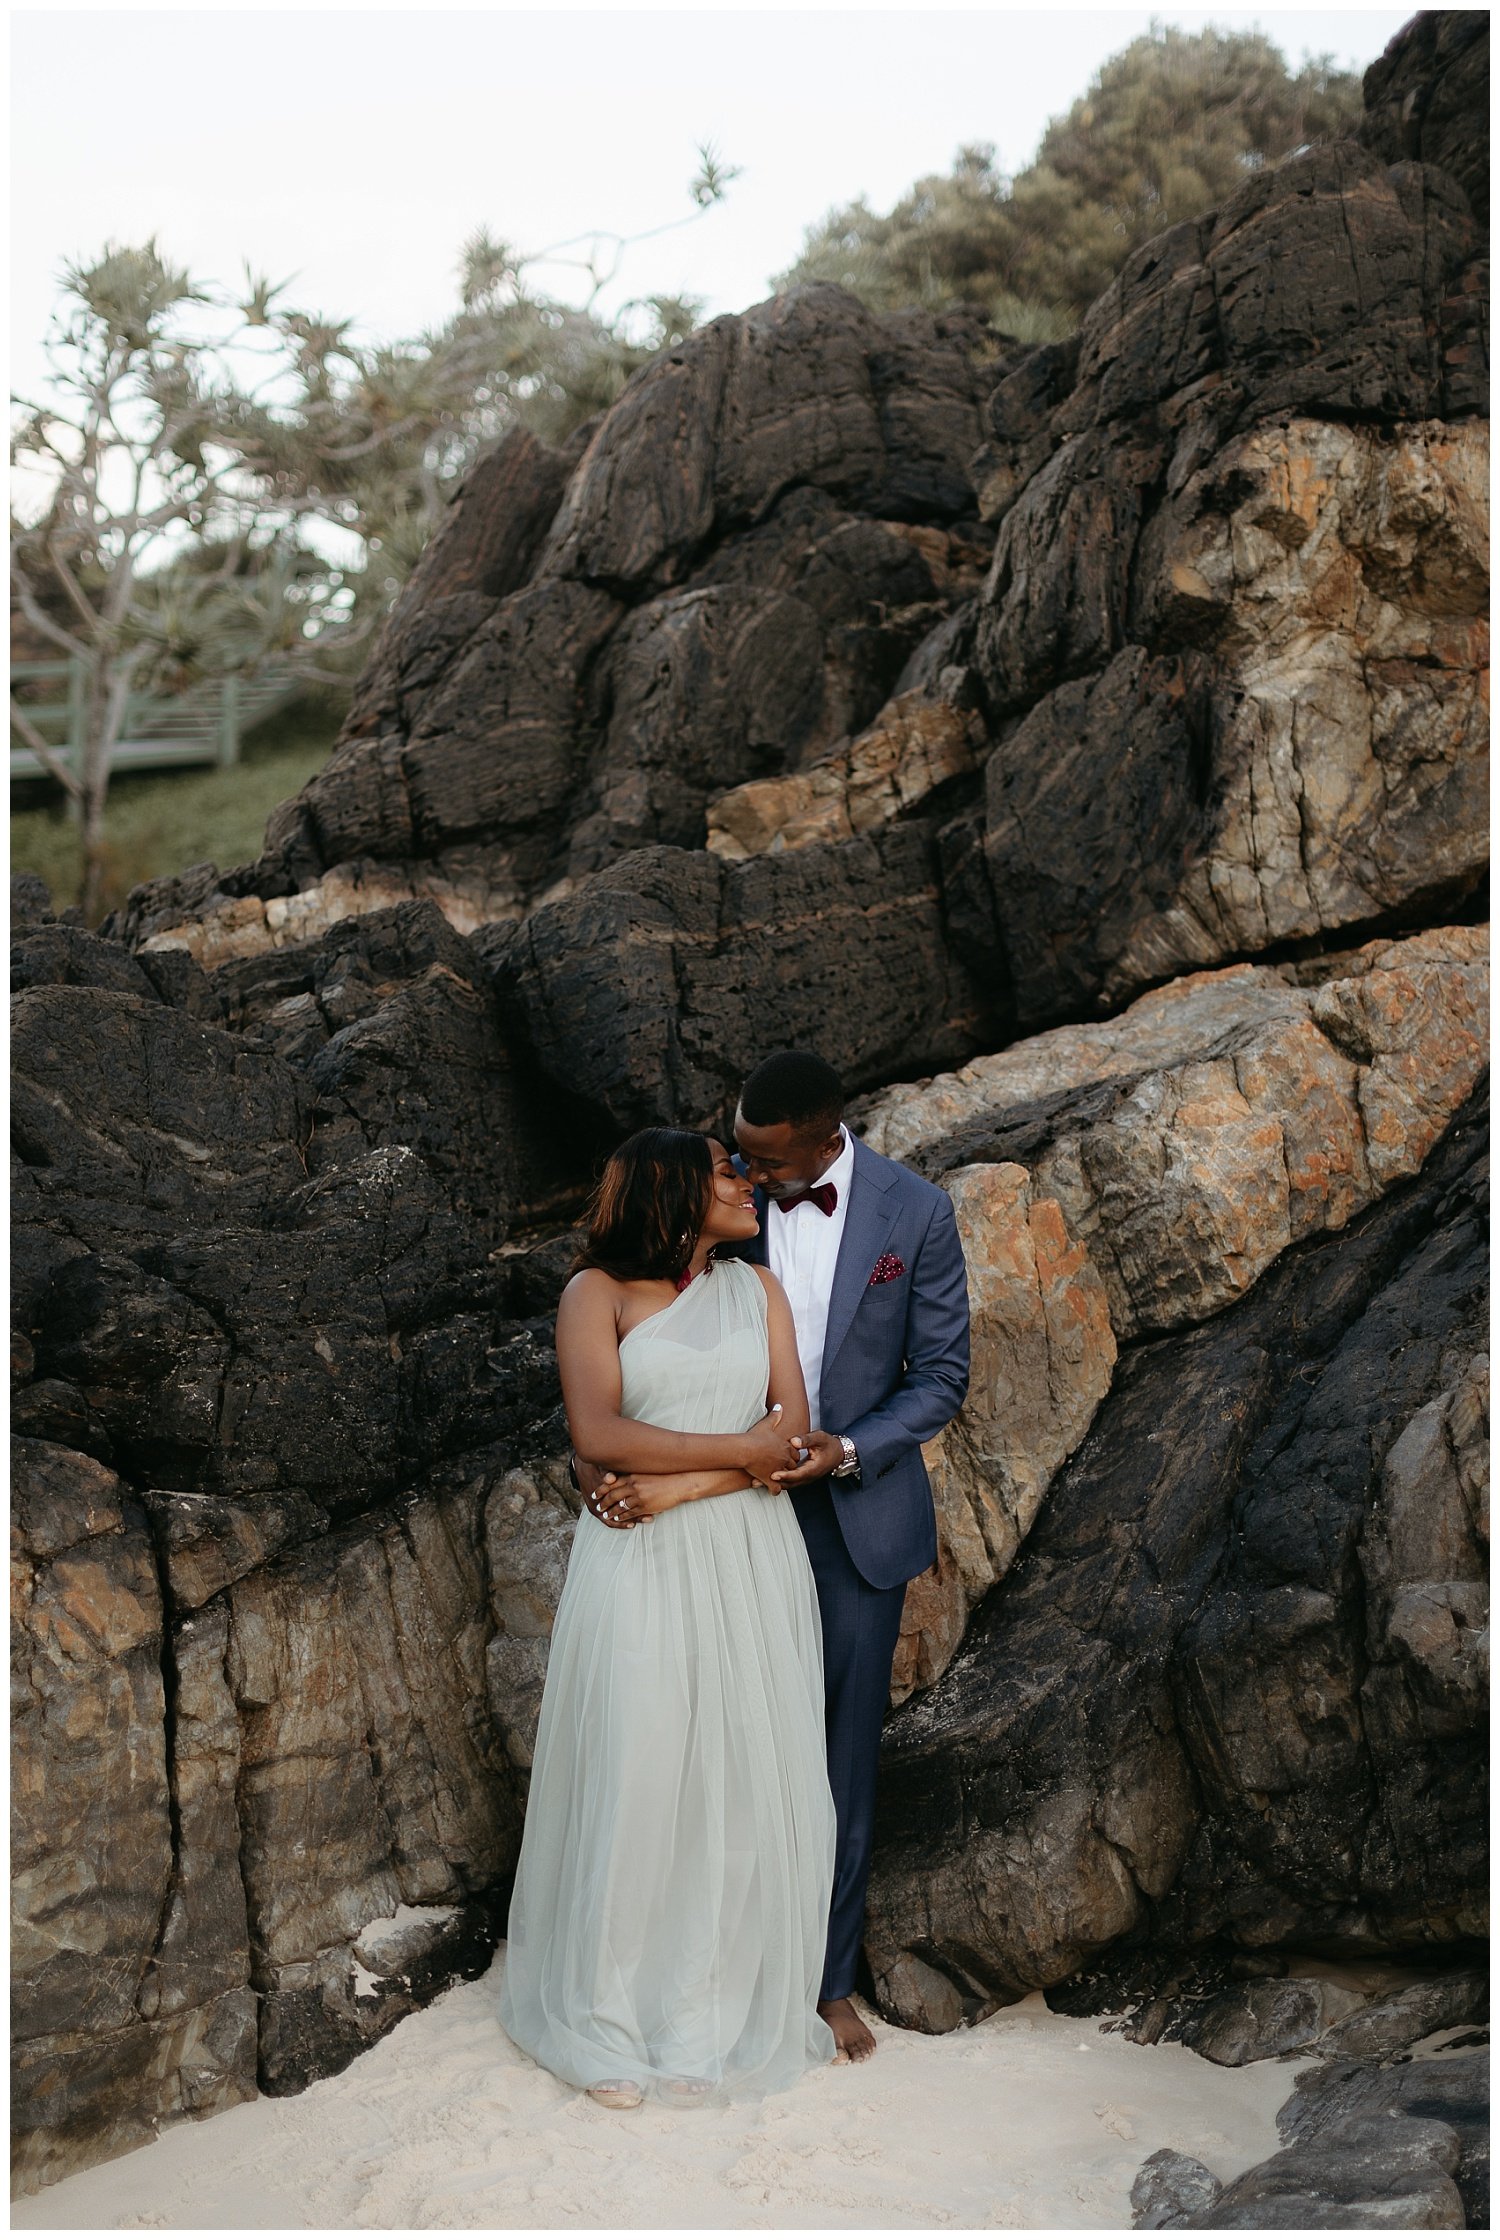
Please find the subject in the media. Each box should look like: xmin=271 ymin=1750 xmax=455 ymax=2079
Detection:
xmin=10 ymin=656 xmax=302 ymax=783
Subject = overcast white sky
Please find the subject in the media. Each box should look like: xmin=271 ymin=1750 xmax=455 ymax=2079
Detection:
xmin=12 ymin=4 xmax=1412 ymax=404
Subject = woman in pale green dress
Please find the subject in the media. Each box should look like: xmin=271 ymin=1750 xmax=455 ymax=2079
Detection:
xmin=498 ymin=1129 xmax=838 ymax=2107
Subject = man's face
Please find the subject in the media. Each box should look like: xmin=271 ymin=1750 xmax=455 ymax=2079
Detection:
xmin=733 ymin=1107 xmax=844 ymax=1199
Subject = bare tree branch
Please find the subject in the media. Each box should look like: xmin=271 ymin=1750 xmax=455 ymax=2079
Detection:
xmin=316 ymin=413 xmax=431 ymax=464
xmin=44 ymin=539 xmax=101 ymax=634
xmin=10 ymin=570 xmax=89 ymax=660
xmin=8 ymin=700 xmax=84 ymax=799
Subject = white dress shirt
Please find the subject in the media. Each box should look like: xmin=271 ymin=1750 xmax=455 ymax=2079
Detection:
xmin=764 ymin=1124 xmax=856 ymax=1434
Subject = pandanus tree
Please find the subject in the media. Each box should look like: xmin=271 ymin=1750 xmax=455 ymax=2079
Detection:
xmin=10 ymin=242 xmax=368 ymax=918
xmin=10 ymin=146 xmax=738 ymax=915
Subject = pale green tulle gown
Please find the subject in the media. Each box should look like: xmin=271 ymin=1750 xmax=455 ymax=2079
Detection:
xmin=499 ymin=1255 xmax=838 ymax=2097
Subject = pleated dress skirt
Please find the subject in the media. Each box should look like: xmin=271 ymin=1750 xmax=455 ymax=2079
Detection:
xmin=498 ymin=1255 xmax=838 ymax=2098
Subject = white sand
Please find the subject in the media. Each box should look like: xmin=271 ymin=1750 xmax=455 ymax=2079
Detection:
xmin=15 ymin=1954 xmax=1297 ymax=2231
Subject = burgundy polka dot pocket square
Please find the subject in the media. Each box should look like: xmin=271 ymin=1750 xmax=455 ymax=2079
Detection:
xmin=869 ymin=1252 xmax=906 ymax=1286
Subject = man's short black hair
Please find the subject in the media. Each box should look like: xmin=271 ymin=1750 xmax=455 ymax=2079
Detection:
xmin=739 ymin=1050 xmax=845 ymax=1135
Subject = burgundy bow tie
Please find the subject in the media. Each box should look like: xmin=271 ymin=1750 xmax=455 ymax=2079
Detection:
xmin=775 ymin=1182 xmax=838 ymax=1215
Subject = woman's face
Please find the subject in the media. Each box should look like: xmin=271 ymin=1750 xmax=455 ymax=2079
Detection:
xmin=698 ymin=1139 xmax=760 ymax=1244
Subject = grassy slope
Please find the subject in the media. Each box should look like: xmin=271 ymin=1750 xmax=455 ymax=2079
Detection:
xmin=9 ymin=698 xmax=345 ymax=925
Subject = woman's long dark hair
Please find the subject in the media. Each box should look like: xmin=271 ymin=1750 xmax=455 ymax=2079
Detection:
xmin=573 ymin=1127 xmax=716 ymax=1283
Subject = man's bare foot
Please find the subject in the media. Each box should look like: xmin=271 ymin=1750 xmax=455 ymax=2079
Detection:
xmin=820 ymin=1996 xmax=877 ymax=2062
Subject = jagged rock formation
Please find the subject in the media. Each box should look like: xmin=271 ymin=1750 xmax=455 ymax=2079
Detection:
xmin=12 ymin=1441 xmax=259 ymax=2177
xmin=1359 ymin=7 xmax=1488 ymax=214
xmin=706 ymin=677 xmax=988 ymax=861
xmin=12 ymin=7 xmax=1488 ymax=2203
xmin=477 ymin=829 xmax=995 ymax=1133
xmin=1132 ymin=2041 xmax=1488 ymax=2227
xmin=10 ymin=903 xmax=586 ymax=2191
xmin=872 ymin=924 xmax=1487 ymax=1696
xmin=862 ymin=1079 xmax=1487 ymax=2025
xmin=108 ymin=295 xmax=998 ymax=964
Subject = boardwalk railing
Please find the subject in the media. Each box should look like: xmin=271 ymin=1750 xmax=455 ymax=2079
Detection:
xmin=10 ymin=657 xmax=303 ymax=782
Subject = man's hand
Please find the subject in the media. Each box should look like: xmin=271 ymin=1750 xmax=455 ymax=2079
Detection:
xmin=771 ymin=1430 xmax=847 ymax=1486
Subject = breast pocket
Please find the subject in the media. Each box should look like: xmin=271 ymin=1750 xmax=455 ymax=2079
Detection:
xmin=861 ymin=1275 xmax=908 ymax=1322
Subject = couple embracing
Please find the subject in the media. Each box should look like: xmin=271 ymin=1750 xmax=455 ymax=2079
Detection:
xmin=499 ymin=1051 xmax=971 ymax=2105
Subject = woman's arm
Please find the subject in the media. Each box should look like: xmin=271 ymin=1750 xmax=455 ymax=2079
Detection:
xmin=576 ymin=1453 xmax=750 ymax=1505
xmin=590 ymin=1464 xmax=752 ymax=1527
xmin=754 ymin=1266 xmax=811 ymax=1443
xmin=589 ymin=1267 xmax=812 ymax=1527
xmin=557 ymin=1271 xmax=798 ymax=1481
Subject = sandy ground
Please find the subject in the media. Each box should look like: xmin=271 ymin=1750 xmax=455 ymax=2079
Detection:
xmin=15 ymin=1953 xmax=1297 ymax=2231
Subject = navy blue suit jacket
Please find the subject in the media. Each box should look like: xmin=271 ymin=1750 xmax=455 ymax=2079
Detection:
xmin=733 ymin=1138 xmax=970 ymax=1591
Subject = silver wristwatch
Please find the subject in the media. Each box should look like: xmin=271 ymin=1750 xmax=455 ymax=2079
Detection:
xmin=831 ymin=1435 xmax=860 ymax=1480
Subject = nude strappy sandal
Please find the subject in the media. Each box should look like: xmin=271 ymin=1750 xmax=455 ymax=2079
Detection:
xmin=587 ymin=2079 xmax=643 ymax=2109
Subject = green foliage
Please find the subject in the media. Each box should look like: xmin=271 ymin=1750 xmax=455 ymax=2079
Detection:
xmin=1005 ymin=26 xmax=1364 ymax=313
xmin=778 ymin=27 xmax=1364 ymax=331
xmin=12 ymin=153 xmax=736 ymax=907
xmin=10 ymin=238 xmax=364 ymax=911
xmin=781 ymin=147 xmax=1075 ymax=342
xmin=119 ymin=536 xmax=343 ymax=694
xmin=10 ymin=698 xmax=342 ymax=925
xmin=12 ymin=238 xmax=361 ymax=698
xmin=58 ymin=239 xmax=204 ymax=350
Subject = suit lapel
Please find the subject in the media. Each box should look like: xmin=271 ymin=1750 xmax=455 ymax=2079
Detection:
xmin=820 ymin=1143 xmax=895 ymax=1377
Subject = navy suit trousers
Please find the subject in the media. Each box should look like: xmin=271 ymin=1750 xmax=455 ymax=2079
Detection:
xmin=791 ymin=1479 xmax=907 ymax=2004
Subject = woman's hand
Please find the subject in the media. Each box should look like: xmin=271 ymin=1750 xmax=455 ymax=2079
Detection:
xmin=738 ymin=1404 xmax=801 ymax=1488
xmin=582 ymin=1405 xmax=804 ymax=1524
xmin=588 ymin=1470 xmax=700 ymax=1527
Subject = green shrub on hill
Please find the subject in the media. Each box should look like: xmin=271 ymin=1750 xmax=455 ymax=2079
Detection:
xmin=779 ymin=27 xmax=1363 ymax=333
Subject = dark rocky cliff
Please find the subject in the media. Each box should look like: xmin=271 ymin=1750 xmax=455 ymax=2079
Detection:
xmin=12 ymin=9 xmax=1488 ymax=2200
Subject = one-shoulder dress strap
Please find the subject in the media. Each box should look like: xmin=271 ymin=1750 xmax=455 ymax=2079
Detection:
xmin=716 ymin=1253 xmax=767 ymax=1320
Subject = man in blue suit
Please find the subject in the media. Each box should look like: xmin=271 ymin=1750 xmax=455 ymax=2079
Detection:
xmin=731 ymin=1050 xmax=970 ymax=2062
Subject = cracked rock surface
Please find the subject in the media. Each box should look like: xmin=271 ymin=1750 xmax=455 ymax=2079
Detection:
xmin=11 ymin=903 xmax=582 ymax=2187
xmin=1132 ymin=2041 xmax=1488 ymax=2228
xmin=871 ymin=925 xmax=1486 ymax=1694
xmin=11 ymin=8 xmax=1489 ymax=2203
xmin=863 ymin=1076 xmax=1487 ymax=2024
